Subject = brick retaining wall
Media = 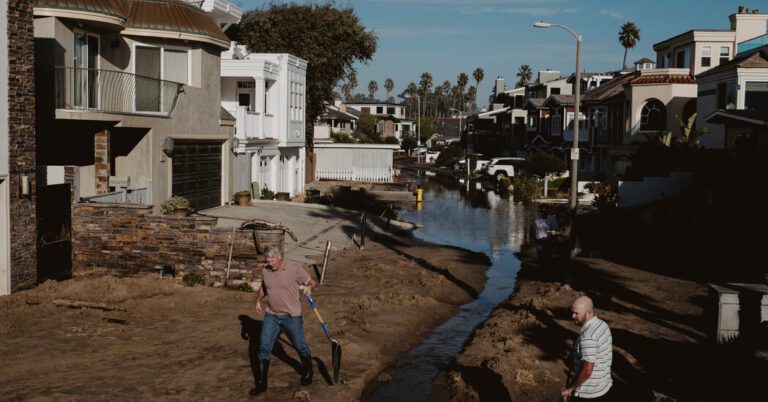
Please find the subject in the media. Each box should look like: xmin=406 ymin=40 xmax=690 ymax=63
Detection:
xmin=72 ymin=203 xmax=283 ymax=285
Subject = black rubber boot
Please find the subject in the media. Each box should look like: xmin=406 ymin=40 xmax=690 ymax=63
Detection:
xmin=300 ymin=355 xmax=313 ymax=386
xmin=250 ymin=360 xmax=270 ymax=395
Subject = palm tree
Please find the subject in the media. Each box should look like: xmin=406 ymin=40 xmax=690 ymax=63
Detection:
xmin=457 ymin=72 xmax=469 ymax=111
xmin=368 ymin=80 xmax=378 ymax=101
xmin=467 ymin=86 xmax=477 ymax=111
xmin=384 ymin=78 xmax=394 ymax=101
xmin=419 ymin=72 xmax=433 ymax=116
xmin=516 ymin=64 xmax=532 ymax=88
xmin=405 ymin=82 xmax=418 ymax=118
xmin=619 ymin=22 xmax=641 ymax=69
xmin=473 ymin=67 xmax=484 ymax=95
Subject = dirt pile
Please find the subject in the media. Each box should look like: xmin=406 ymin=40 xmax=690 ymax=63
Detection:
xmin=0 ymin=231 xmax=488 ymax=401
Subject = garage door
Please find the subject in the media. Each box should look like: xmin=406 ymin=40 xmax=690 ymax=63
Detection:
xmin=172 ymin=141 xmax=222 ymax=211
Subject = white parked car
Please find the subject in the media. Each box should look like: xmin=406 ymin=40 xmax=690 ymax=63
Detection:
xmin=481 ymin=157 xmax=526 ymax=178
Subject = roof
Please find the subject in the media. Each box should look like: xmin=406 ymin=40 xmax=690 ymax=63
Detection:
xmin=220 ymin=107 xmax=236 ymax=121
xmin=704 ymin=109 xmax=768 ymax=127
xmin=626 ymin=75 xmax=696 ymax=85
xmin=322 ymin=108 xmax=358 ymax=121
xmin=34 ymin=0 xmax=229 ymax=48
xmin=543 ymin=94 xmax=575 ymax=107
xmin=582 ymin=72 xmax=637 ymax=103
xmin=634 ymin=57 xmax=655 ymax=64
xmin=697 ymin=46 xmax=768 ymax=78
xmin=345 ymin=101 xmax=406 ymax=107
xmin=653 ymin=29 xmax=733 ymax=50
xmin=522 ymin=98 xmax=546 ymax=110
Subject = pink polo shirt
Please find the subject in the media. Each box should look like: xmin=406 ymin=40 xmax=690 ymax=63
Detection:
xmin=262 ymin=260 xmax=311 ymax=317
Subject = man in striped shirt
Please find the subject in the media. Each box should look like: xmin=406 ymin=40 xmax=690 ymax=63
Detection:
xmin=562 ymin=295 xmax=613 ymax=400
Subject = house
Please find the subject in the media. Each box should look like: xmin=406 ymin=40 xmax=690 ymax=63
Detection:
xmin=654 ymin=5 xmax=768 ymax=148
xmin=698 ymin=45 xmax=768 ymax=175
xmin=220 ymin=43 xmax=308 ymax=197
xmin=34 ymin=0 xmax=235 ymax=212
xmin=1 ymin=0 xmax=37 ymax=294
xmin=344 ymin=101 xmax=414 ymax=141
xmin=314 ymin=100 xmax=359 ymax=141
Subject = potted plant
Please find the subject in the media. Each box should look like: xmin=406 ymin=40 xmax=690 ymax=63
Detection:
xmin=160 ymin=196 xmax=191 ymax=216
xmin=233 ymin=190 xmax=252 ymax=206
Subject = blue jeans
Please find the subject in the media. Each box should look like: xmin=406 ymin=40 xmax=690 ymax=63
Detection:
xmin=258 ymin=312 xmax=311 ymax=360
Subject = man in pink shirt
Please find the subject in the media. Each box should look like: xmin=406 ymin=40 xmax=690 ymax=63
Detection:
xmin=251 ymin=245 xmax=317 ymax=396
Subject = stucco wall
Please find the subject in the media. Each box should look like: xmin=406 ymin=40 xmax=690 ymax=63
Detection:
xmin=627 ymin=83 xmax=697 ymax=141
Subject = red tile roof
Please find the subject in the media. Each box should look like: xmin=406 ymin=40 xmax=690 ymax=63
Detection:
xmin=627 ymin=75 xmax=696 ymax=85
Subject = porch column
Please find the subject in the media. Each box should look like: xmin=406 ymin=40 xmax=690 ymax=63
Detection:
xmin=254 ymin=77 xmax=265 ymax=138
xmin=94 ymin=130 xmax=110 ymax=195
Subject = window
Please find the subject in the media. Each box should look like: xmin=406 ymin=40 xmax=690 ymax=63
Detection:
xmin=676 ymin=48 xmax=690 ymax=68
xmin=552 ymin=113 xmax=562 ymax=134
xmin=719 ymin=46 xmax=730 ymax=64
xmin=717 ymin=83 xmax=737 ymax=109
xmin=566 ymin=112 xmax=586 ymax=130
xmin=550 ymin=88 xmax=561 ymax=95
xmin=237 ymin=81 xmax=255 ymax=88
xmin=238 ymin=93 xmax=250 ymax=108
xmin=361 ymin=107 xmax=370 ymax=114
xmin=73 ymin=31 xmax=99 ymax=109
xmin=376 ymin=106 xmax=383 ymax=114
xmin=163 ymin=49 xmax=188 ymax=84
xmin=387 ymin=107 xmax=395 ymax=114
xmin=640 ymin=99 xmax=666 ymax=131
xmin=745 ymin=81 xmax=768 ymax=112
xmin=701 ymin=46 xmax=711 ymax=67
xmin=663 ymin=53 xmax=671 ymax=68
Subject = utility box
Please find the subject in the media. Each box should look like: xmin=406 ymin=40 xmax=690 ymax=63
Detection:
xmin=708 ymin=283 xmax=768 ymax=343
xmin=251 ymin=181 xmax=260 ymax=199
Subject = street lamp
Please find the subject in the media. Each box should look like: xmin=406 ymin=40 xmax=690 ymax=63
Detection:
xmin=534 ymin=21 xmax=582 ymax=211
xmin=403 ymin=93 xmax=421 ymax=163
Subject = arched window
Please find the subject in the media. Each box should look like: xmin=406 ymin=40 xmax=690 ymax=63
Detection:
xmin=640 ymin=99 xmax=666 ymax=132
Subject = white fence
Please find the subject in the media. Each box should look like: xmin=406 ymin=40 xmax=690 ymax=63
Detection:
xmin=314 ymin=143 xmax=399 ymax=183
xmin=316 ymin=167 xmax=393 ymax=182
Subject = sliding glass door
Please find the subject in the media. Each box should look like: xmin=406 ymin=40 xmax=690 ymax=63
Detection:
xmin=73 ymin=31 xmax=99 ymax=109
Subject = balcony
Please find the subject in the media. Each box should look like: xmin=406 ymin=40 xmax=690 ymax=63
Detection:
xmin=55 ymin=67 xmax=184 ymax=117
xmin=234 ymin=107 xmax=276 ymax=140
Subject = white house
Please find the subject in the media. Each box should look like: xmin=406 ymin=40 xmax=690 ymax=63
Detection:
xmin=220 ymin=45 xmax=308 ymax=197
xmin=344 ymin=101 xmax=414 ymax=141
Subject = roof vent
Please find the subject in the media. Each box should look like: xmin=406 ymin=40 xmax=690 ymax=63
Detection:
xmin=752 ymin=9 xmax=759 ymax=13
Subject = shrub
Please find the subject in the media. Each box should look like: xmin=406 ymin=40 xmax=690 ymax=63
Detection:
xmin=383 ymin=136 xmax=400 ymax=144
xmin=435 ymin=145 xmax=462 ymax=167
xmin=260 ymin=187 xmax=275 ymax=200
xmin=182 ymin=272 xmax=205 ymax=287
xmin=498 ymin=176 xmax=512 ymax=190
xmin=592 ymin=181 xmax=619 ymax=211
xmin=512 ymin=176 xmax=541 ymax=201
xmin=160 ymin=196 xmax=190 ymax=215
xmin=236 ymin=282 xmax=254 ymax=292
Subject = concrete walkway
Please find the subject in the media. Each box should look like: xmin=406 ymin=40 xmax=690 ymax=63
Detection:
xmin=202 ymin=201 xmax=414 ymax=265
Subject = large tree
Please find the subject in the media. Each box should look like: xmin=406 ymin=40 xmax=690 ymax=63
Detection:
xmin=419 ymin=72 xmax=433 ymax=116
xmin=238 ymin=2 xmax=377 ymax=150
xmin=516 ymin=64 xmax=532 ymax=88
xmin=472 ymin=67 xmax=484 ymax=98
xmin=619 ymin=22 xmax=641 ymax=70
xmin=457 ymin=72 xmax=469 ymax=111
xmin=368 ymin=80 xmax=378 ymax=100
xmin=384 ymin=78 xmax=394 ymax=101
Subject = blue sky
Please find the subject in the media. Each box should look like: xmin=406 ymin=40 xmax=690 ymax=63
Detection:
xmin=240 ymin=1 xmax=753 ymax=104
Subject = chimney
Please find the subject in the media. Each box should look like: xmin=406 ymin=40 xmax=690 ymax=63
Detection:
xmin=495 ymin=77 xmax=506 ymax=96
xmin=738 ymin=5 xmax=747 ymax=13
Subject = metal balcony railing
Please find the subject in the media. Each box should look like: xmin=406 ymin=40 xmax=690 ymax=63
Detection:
xmin=55 ymin=67 xmax=184 ymax=116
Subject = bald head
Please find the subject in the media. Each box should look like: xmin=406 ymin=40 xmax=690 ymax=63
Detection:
xmin=570 ymin=295 xmax=595 ymax=327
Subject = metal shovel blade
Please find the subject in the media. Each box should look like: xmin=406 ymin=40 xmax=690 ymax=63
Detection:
xmin=331 ymin=338 xmax=342 ymax=384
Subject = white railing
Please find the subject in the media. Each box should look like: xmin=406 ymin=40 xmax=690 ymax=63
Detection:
xmin=316 ymin=168 xmax=393 ymax=182
xmin=81 ymin=187 xmax=151 ymax=205
xmin=234 ymin=108 xmax=263 ymax=139
xmin=264 ymin=114 xmax=275 ymax=138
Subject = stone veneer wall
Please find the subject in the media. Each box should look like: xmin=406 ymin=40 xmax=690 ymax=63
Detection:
xmin=72 ymin=203 xmax=280 ymax=284
xmin=8 ymin=0 xmax=37 ymax=290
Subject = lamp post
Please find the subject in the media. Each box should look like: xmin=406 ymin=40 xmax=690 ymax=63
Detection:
xmin=404 ymin=93 xmax=421 ymax=163
xmin=534 ymin=21 xmax=581 ymax=212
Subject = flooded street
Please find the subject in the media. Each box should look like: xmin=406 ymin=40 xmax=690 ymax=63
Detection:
xmin=366 ymin=171 xmax=537 ymax=401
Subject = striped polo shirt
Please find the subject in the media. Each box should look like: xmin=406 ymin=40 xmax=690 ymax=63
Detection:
xmin=573 ymin=316 xmax=613 ymax=398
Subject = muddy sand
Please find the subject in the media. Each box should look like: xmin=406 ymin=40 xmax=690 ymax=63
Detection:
xmin=437 ymin=247 xmax=768 ymax=401
xmin=0 ymin=229 xmax=488 ymax=401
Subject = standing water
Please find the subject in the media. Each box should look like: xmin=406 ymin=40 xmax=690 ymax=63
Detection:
xmin=365 ymin=172 xmax=537 ymax=401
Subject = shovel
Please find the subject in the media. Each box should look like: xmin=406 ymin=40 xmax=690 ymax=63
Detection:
xmin=305 ymin=293 xmax=342 ymax=384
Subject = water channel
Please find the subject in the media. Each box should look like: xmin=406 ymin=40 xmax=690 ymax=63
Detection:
xmin=365 ymin=171 xmax=538 ymax=401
